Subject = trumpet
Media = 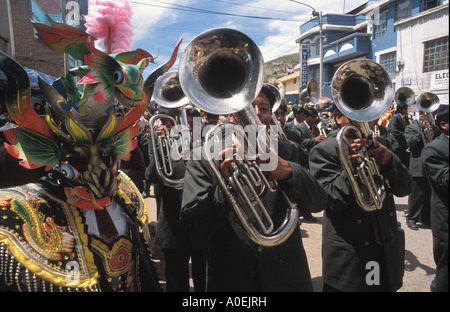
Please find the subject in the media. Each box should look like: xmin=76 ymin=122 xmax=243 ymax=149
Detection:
xmin=331 ymin=59 xmax=394 ymax=212
xmin=178 ymin=28 xmax=299 ymax=247
xmin=417 ymin=92 xmax=440 ymax=145
xmin=149 ymin=71 xmax=191 ymax=189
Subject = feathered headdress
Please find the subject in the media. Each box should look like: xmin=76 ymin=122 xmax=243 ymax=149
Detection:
xmin=0 ymin=0 xmax=182 ymax=172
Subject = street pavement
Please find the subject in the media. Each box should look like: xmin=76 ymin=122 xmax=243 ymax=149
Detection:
xmin=145 ymin=193 xmax=436 ymax=292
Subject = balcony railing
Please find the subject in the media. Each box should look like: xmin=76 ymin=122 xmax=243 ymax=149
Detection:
xmin=322 ymin=33 xmax=371 ymax=63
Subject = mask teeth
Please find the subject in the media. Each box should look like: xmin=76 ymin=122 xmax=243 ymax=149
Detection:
xmin=82 ymin=167 xmax=118 ymax=199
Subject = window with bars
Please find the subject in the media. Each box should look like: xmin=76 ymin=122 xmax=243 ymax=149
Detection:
xmin=396 ymin=0 xmax=412 ymax=22
xmin=420 ymin=0 xmax=441 ymax=12
xmin=423 ymin=37 xmax=449 ymax=73
xmin=380 ymin=51 xmax=397 ymax=79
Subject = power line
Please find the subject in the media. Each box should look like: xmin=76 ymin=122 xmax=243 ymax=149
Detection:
xmin=130 ymin=0 xmax=308 ymax=22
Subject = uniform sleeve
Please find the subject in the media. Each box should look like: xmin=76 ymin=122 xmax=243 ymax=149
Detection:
xmin=405 ymin=123 xmax=424 ymax=153
xmin=380 ymin=152 xmax=412 ymax=197
xmin=309 ymin=138 xmax=356 ymax=213
xmin=180 ymin=152 xmax=231 ymax=247
xmin=422 ymin=140 xmax=449 ymax=195
xmin=281 ymin=160 xmax=327 ymax=213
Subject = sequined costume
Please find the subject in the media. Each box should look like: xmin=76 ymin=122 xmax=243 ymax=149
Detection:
xmin=0 ymin=15 xmax=181 ymax=291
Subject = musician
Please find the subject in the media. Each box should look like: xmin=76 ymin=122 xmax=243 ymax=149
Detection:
xmin=404 ymin=112 xmax=440 ymax=230
xmin=367 ymin=118 xmax=395 ymax=152
xmin=285 ymin=105 xmax=305 ymax=135
xmin=422 ymin=105 xmax=449 ymax=292
xmin=388 ymin=102 xmax=411 ymax=168
xmin=180 ymin=89 xmax=327 ymax=291
xmin=274 ymin=101 xmax=309 ymax=168
xmin=296 ymin=107 xmax=326 ymax=154
xmin=151 ymin=109 xmax=207 ymax=292
xmin=309 ymin=104 xmax=412 ymax=292
xmin=200 ymin=111 xmax=219 ymax=142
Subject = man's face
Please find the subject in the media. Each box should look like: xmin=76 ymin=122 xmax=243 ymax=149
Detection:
xmin=305 ymin=114 xmax=318 ymax=127
xmin=295 ymin=111 xmax=305 ymax=123
xmin=440 ymin=120 xmax=449 ymax=135
xmin=252 ymin=92 xmax=272 ymax=128
xmin=205 ymin=114 xmax=218 ymax=125
xmin=274 ymin=107 xmax=286 ymax=125
xmin=335 ymin=113 xmax=350 ymax=128
xmin=398 ymin=107 xmax=408 ymax=115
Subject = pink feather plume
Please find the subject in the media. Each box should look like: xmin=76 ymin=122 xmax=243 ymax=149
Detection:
xmin=85 ymin=0 xmax=133 ymax=54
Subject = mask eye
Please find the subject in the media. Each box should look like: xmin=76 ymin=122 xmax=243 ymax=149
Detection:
xmin=113 ymin=70 xmax=124 ymax=84
xmin=60 ymin=162 xmax=81 ymax=181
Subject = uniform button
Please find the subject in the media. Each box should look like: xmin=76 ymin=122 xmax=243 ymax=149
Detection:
xmin=233 ymin=216 xmax=239 ymax=222
xmin=278 ymin=258 xmax=283 ymax=265
xmin=357 ymin=219 xmax=362 ymax=224
xmin=365 ymin=241 xmax=370 ymax=246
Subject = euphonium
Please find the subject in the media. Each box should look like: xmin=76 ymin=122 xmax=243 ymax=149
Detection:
xmin=417 ymin=92 xmax=440 ymax=145
xmin=331 ymin=59 xmax=394 ymax=212
xmin=149 ymin=71 xmax=191 ymax=189
xmin=178 ymin=28 xmax=299 ymax=247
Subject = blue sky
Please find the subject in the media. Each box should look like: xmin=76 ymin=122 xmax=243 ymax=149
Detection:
xmin=127 ymin=0 xmax=368 ymax=75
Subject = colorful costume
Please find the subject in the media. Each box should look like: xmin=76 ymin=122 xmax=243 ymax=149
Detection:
xmin=0 ymin=9 xmax=181 ymax=291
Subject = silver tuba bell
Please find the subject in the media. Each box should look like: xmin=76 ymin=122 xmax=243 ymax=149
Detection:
xmin=178 ymin=28 xmax=299 ymax=247
xmin=299 ymin=78 xmax=319 ymax=107
xmin=417 ymin=92 xmax=440 ymax=145
xmin=331 ymin=58 xmax=394 ymax=212
xmin=394 ymin=86 xmax=416 ymax=106
xmin=149 ymin=71 xmax=191 ymax=189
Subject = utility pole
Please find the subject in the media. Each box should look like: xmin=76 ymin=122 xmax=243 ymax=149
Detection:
xmin=291 ymin=1 xmax=324 ymax=98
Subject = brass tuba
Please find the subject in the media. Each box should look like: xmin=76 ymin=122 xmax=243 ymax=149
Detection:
xmin=299 ymin=78 xmax=319 ymax=107
xmin=331 ymin=59 xmax=394 ymax=212
xmin=394 ymin=87 xmax=416 ymax=106
xmin=417 ymin=92 xmax=440 ymax=145
xmin=149 ymin=71 xmax=191 ymax=189
xmin=178 ymin=28 xmax=299 ymax=247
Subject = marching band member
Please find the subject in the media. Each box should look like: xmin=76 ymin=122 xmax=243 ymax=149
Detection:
xmin=180 ymin=89 xmax=327 ymax=292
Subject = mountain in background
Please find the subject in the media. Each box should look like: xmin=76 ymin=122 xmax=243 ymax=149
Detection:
xmin=264 ymin=53 xmax=299 ymax=82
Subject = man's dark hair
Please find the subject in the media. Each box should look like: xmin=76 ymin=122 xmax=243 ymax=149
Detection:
xmin=304 ymin=107 xmax=318 ymax=117
xmin=331 ymin=103 xmax=343 ymax=119
xmin=186 ymin=106 xmax=201 ymax=118
xmin=292 ymin=106 xmax=304 ymax=116
xmin=435 ymin=105 xmax=449 ymax=125
xmin=279 ymin=102 xmax=288 ymax=113
xmin=396 ymin=103 xmax=408 ymax=111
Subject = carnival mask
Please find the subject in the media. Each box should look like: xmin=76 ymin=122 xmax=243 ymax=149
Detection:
xmin=0 ymin=17 xmax=181 ymax=210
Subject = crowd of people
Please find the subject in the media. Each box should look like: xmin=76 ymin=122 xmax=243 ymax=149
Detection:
xmin=1 ymin=86 xmax=449 ymax=292
xmin=90 ymin=85 xmax=447 ymax=293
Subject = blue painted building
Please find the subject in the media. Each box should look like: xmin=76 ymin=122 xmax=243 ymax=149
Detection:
xmin=295 ymin=0 xmax=449 ymax=105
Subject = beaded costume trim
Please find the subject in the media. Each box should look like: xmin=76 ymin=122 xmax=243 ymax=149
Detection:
xmin=0 ymin=172 xmax=147 ymax=290
xmin=0 ymin=184 xmax=99 ymax=288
